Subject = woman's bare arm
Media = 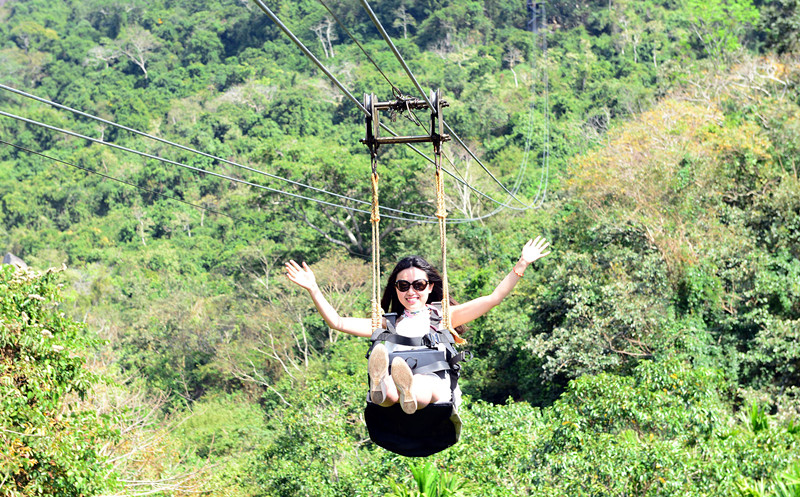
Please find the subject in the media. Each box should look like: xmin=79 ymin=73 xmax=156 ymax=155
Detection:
xmin=285 ymin=260 xmax=373 ymax=338
xmin=450 ymin=236 xmax=550 ymax=328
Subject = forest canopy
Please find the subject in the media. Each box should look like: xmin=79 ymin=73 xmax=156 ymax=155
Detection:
xmin=1 ymin=0 xmax=799 ymax=495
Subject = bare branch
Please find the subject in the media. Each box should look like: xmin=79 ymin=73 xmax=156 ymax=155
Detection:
xmin=297 ymin=206 xmax=355 ymax=252
xmin=118 ymin=25 xmax=160 ymax=79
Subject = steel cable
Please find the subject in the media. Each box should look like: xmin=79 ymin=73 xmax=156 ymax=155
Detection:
xmin=0 ymin=83 xmax=443 ymax=221
xmin=357 ymin=0 xmax=543 ymax=210
xmin=0 ymin=109 xmax=501 ymax=224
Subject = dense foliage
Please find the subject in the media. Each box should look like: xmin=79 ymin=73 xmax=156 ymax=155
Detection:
xmin=1 ymin=0 xmax=799 ymax=495
xmin=0 ymin=265 xmax=117 ymax=496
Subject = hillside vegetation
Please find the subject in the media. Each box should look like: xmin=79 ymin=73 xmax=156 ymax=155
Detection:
xmin=1 ymin=0 xmax=799 ymax=495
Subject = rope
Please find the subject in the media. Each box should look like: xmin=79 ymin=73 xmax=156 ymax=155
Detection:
xmin=370 ymin=159 xmax=382 ymax=332
xmin=434 ymin=143 xmax=465 ymax=344
xmin=435 ymin=163 xmax=450 ymax=329
xmin=0 ymin=139 xmax=237 ymax=221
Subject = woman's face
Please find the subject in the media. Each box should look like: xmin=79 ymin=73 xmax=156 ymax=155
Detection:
xmin=395 ymin=267 xmax=433 ymax=312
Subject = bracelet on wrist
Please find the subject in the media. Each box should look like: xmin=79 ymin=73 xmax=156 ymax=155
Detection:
xmin=513 ymin=266 xmax=525 ymax=278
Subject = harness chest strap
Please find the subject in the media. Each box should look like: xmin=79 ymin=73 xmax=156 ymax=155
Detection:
xmin=368 ymin=305 xmax=467 ymax=372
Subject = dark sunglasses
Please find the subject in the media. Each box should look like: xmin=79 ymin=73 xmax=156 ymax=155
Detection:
xmin=394 ymin=279 xmax=430 ymax=292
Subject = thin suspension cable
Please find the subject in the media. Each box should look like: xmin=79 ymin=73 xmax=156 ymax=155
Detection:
xmin=380 ymin=121 xmax=520 ymax=210
xmin=438 ymin=157 xmax=516 ymax=222
xmin=0 ymin=110 xmax=405 ymax=223
xmin=370 ymin=77 xmax=524 ymax=211
xmin=490 ymin=1 xmax=551 ymax=207
xmin=0 ymin=109 xmax=487 ymax=224
xmin=539 ymin=1 xmax=551 ymax=205
xmin=413 ymin=103 xmax=527 ymax=212
xmin=357 ymin=0 xmax=537 ymax=209
xmin=513 ymin=106 xmax=535 ymax=193
xmin=512 ymin=29 xmax=538 ymax=196
xmin=511 ymin=4 xmax=543 ymax=205
xmin=379 ymin=123 xmax=514 ymax=221
xmin=522 ymin=1 xmax=550 ymax=207
xmin=399 ymin=37 xmax=543 ymax=209
xmin=0 ymin=83 xmax=440 ymax=221
xmin=399 ymin=102 xmax=525 ymax=211
xmin=250 ymin=0 xmax=369 ymax=116
xmin=249 ymin=0 xmax=526 ymax=214
xmin=444 ymin=122 xmax=533 ymax=208
xmin=506 ymin=3 xmax=543 ymax=201
xmin=0 ymin=139 xmax=239 ymax=221
xmin=391 ymin=103 xmax=516 ymax=217
xmin=316 ymin=0 xmax=403 ymax=98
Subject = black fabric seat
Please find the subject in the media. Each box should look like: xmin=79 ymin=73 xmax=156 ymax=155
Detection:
xmin=364 ymin=401 xmax=461 ymax=457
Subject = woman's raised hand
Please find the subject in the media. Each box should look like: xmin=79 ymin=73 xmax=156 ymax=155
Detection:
xmin=521 ymin=236 xmax=551 ymax=265
xmin=285 ymin=260 xmax=318 ymax=292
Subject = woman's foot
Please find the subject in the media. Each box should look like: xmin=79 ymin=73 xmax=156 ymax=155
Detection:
xmin=368 ymin=344 xmax=389 ymax=404
xmin=391 ymin=357 xmax=417 ymax=414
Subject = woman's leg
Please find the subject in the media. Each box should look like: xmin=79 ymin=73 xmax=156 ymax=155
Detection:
xmin=412 ymin=374 xmax=451 ymax=409
xmin=369 ymin=344 xmax=399 ymax=406
xmin=380 ymin=376 xmax=399 ymax=406
xmin=373 ymin=353 xmax=452 ymax=413
xmin=391 ymin=357 xmax=418 ymax=414
xmin=391 ymin=360 xmax=451 ymax=413
xmin=381 ymin=373 xmax=440 ymax=410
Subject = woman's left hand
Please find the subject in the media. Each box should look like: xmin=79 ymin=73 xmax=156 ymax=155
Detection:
xmin=520 ymin=236 xmax=551 ymax=264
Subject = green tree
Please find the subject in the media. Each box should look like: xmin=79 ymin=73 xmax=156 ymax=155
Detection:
xmin=758 ymin=0 xmax=800 ymax=54
xmin=684 ymin=0 xmax=760 ymax=60
xmin=9 ymin=20 xmax=57 ymax=54
xmin=0 ymin=265 xmax=119 ymax=496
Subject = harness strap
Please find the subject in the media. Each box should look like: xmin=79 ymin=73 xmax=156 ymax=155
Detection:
xmin=367 ymin=304 xmax=467 ymax=375
xmin=429 ymin=306 xmax=443 ymax=328
xmin=385 ymin=313 xmax=397 ymax=333
xmin=410 ymin=361 xmax=452 ymax=375
xmin=452 ymin=350 xmax=469 ymax=365
xmin=372 ymin=332 xmax=439 ymax=348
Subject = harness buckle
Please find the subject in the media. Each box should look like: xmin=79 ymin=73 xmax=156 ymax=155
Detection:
xmin=422 ymin=332 xmax=441 ymax=348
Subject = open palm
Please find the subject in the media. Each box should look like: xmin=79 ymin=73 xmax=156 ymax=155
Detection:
xmin=520 ymin=236 xmax=551 ymax=264
xmin=285 ymin=260 xmax=317 ymax=292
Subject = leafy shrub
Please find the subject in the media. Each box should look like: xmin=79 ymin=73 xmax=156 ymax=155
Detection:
xmin=0 ymin=265 xmax=118 ymax=496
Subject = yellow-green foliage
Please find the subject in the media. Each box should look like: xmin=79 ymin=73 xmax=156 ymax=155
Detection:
xmin=569 ymin=80 xmax=775 ymax=271
xmin=0 ymin=265 xmax=118 ymax=496
xmin=1 ymin=0 xmax=799 ymax=494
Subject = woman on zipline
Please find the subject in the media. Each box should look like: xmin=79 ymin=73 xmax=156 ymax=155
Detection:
xmin=285 ymin=236 xmax=550 ymax=414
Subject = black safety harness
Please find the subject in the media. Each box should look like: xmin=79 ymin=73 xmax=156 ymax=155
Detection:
xmin=363 ymin=302 xmax=469 ymax=457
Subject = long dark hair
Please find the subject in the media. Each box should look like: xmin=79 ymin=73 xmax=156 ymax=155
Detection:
xmin=380 ymin=255 xmax=465 ymax=336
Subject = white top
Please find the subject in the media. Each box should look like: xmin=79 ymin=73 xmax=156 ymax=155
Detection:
xmin=386 ymin=305 xmax=460 ymax=406
xmin=386 ymin=306 xmax=435 ymax=354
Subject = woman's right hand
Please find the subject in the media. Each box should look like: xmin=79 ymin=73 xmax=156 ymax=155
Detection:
xmin=285 ymin=260 xmax=318 ymax=292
